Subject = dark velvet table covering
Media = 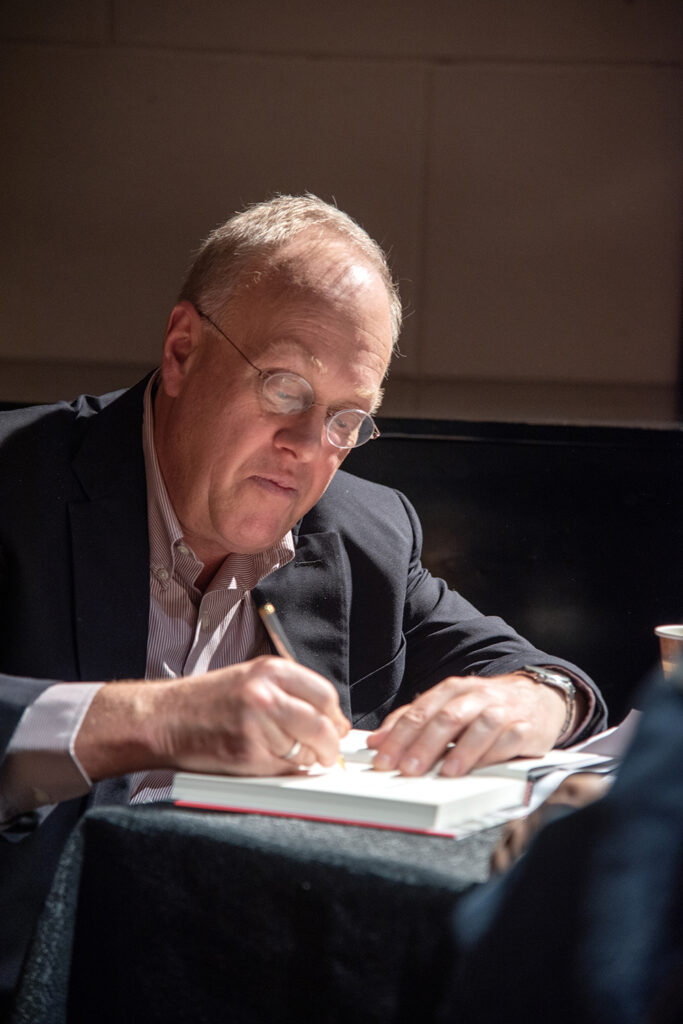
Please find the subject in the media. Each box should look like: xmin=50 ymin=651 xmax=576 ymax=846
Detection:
xmin=12 ymin=804 xmax=502 ymax=1024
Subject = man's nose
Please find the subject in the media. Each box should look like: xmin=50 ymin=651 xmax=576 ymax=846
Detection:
xmin=273 ymin=409 xmax=326 ymax=456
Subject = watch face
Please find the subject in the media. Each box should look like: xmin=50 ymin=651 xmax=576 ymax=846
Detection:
xmin=522 ymin=666 xmax=574 ymax=692
xmin=543 ymin=671 xmax=569 ymax=686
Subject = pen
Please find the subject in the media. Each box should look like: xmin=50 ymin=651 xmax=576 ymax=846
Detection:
xmin=258 ymin=601 xmax=346 ymax=769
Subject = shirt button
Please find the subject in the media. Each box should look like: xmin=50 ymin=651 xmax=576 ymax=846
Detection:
xmin=201 ymin=615 xmax=211 ymax=631
xmin=177 ymin=544 xmax=190 ymax=556
xmin=156 ymin=568 xmax=169 ymax=581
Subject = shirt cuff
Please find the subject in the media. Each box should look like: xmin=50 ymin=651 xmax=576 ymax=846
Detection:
xmin=0 ymin=682 xmax=103 ymax=825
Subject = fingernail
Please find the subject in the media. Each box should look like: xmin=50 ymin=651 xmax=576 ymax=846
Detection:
xmin=441 ymin=757 xmax=461 ymax=777
xmin=373 ymin=752 xmax=392 ymax=770
xmin=401 ymin=757 xmax=422 ymax=775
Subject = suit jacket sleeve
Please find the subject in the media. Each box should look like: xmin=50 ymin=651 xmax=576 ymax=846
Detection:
xmin=0 ymin=548 xmax=61 ymax=766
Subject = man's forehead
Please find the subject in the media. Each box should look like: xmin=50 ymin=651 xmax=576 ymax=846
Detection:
xmin=233 ymin=236 xmax=389 ymax=319
xmin=222 ymin=243 xmax=393 ymax=393
xmin=256 ymin=334 xmax=326 ymax=372
xmin=229 ymin=264 xmax=391 ymax=352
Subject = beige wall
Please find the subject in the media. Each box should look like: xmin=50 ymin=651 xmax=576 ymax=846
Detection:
xmin=1 ymin=0 xmax=681 ymax=424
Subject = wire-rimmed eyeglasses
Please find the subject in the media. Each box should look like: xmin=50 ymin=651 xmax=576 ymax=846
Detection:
xmin=196 ymin=307 xmax=380 ymax=450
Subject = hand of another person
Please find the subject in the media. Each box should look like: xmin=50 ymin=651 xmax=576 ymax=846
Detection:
xmin=367 ymin=673 xmax=573 ymax=777
xmin=491 ymin=772 xmax=611 ymax=874
xmin=75 ymin=656 xmax=350 ymax=780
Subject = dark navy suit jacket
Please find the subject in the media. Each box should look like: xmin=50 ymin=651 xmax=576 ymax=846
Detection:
xmin=0 ymin=377 xmax=606 ymax=1005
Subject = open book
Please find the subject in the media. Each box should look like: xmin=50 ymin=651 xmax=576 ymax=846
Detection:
xmin=171 ymin=730 xmax=614 ymax=836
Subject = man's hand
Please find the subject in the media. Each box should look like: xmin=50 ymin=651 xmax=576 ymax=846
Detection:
xmin=367 ymin=673 xmax=571 ymax=777
xmin=75 ymin=656 xmax=350 ymax=781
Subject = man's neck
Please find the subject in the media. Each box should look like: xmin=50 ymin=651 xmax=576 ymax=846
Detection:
xmin=193 ymin=557 xmax=224 ymax=593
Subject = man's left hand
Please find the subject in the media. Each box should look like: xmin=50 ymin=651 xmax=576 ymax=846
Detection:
xmin=367 ymin=673 xmax=569 ymax=776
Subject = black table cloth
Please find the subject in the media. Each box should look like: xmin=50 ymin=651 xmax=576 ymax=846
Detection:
xmin=12 ymin=804 xmax=501 ymax=1024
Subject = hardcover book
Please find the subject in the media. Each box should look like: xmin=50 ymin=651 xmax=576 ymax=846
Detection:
xmin=172 ymin=730 xmax=611 ymax=836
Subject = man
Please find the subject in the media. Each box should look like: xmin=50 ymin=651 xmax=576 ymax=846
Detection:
xmin=0 ymin=195 xmax=606 ymax=1007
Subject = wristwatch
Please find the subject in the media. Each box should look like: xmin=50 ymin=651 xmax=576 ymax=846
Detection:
xmin=519 ymin=665 xmax=576 ymax=741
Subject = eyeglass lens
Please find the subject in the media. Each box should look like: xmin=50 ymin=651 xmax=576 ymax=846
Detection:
xmin=260 ymin=372 xmax=375 ymax=449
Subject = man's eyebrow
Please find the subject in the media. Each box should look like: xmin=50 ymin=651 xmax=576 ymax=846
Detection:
xmin=365 ymin=385 xmax=384 ymax=415
xmin=256 ymin=338 xmax=324 ymax=373
xmin=258 ymin=339 xmax=383 ymax=411
xmin=326 ymin=381 xmax=384 ymax=414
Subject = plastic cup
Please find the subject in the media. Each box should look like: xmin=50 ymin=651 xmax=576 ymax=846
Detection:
xmin=654 ymin=625 xmax=683 ymax=681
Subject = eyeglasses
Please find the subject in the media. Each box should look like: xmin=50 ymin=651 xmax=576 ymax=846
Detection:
xmin=196 ymin=308 xmax=380 ymax=450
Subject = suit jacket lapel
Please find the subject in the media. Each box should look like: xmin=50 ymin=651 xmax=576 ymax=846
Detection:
xmin=69 ymin=380 xmax=151 ymax=683
xmin=253 ymin=531 xmax=352 ymax=719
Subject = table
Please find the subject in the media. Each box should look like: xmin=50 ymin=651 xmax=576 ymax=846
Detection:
xmin=12 ymin=804 xmax=502 ymax=1024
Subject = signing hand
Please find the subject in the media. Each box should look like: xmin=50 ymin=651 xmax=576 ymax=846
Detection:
xmin=367 ymin=673 xmax=570 ymax=777
xmin=76 ymin=655 xmax=350 ymax=781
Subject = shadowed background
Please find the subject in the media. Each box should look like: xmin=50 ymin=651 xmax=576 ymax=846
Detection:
xmin=1 ymin=0 xmax=681 ymax=422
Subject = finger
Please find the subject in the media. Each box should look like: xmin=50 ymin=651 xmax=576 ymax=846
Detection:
xmin=263 ymin=683 xmax=343 ymax=768
xmin=375 ymin=686 xmax=494 ymax=774
xmin=491 ymin=842 xmax=513 ymax=875
xmin=490 ymin=822 xmax=520 ymax=874
xmin=275 ymin=738 xmax=318 ymax=772
xmin=257 ymin=657 xmax=350 ymax=735
xmin=548 ymin=773 xmax=610 ymax=809
xmin=439 ymin=715 xmax=533 ymax=777
xmin=370 ymin=681 xmax=470 ymax=771
xmin=292 ymin=743 xmax=318 ymax=768
xmin=224 ymin=668 xmax=342 ymax=772
xmin=491 ymin=814 xmax=538 ymax=873
xmin=231 ymin=707 xmax=303 ymax=775
xmin=367 ymin=705 xmax=410 ymax=747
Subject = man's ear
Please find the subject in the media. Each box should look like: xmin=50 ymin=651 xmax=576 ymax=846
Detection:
xmin=159 ymin=301 xmax=202 ymax=397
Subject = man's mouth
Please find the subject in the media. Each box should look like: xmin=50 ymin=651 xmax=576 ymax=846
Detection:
xmin=251 ymin=474 xmax=298 ymax=496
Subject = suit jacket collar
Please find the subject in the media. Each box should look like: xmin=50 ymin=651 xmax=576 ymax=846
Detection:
xmin=69 ymin=377 xmax=151 ymax=682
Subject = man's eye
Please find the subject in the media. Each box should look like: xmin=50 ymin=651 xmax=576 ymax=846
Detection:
xmin=274 ymin=385 xmax=298 ymax=403
xmin=332 ymin=411 xmax=361 ymax=431
xmin=261 ymin=372 xmax=310 ymax=413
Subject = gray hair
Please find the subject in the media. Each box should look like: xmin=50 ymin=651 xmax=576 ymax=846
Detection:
xmin=178 ymin=194 xmax=402 ymax=346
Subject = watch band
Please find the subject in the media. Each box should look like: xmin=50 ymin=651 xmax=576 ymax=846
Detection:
xmin=519 ymin=665 xmax=576 ymax=741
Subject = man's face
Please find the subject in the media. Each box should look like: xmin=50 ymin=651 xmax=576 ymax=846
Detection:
xmin=154 ymin=256 xmax=393 ymax=567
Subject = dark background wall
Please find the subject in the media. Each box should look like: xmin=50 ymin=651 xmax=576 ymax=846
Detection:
xmin=346 ymin=418 xmax=683 ymax=723
xmin=1 ymin=0 xmax=682 ymax=425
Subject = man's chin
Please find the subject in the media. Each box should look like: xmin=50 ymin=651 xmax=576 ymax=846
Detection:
xmin=222 ymin=519 xmax=296 ymax=556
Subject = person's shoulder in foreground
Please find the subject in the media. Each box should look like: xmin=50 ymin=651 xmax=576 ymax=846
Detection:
xmin=437 ymin=662 xmax=683 ymax=1024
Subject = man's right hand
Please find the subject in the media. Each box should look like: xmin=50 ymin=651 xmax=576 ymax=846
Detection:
xmin=74 ymin=656 xmax=350 ymax=781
